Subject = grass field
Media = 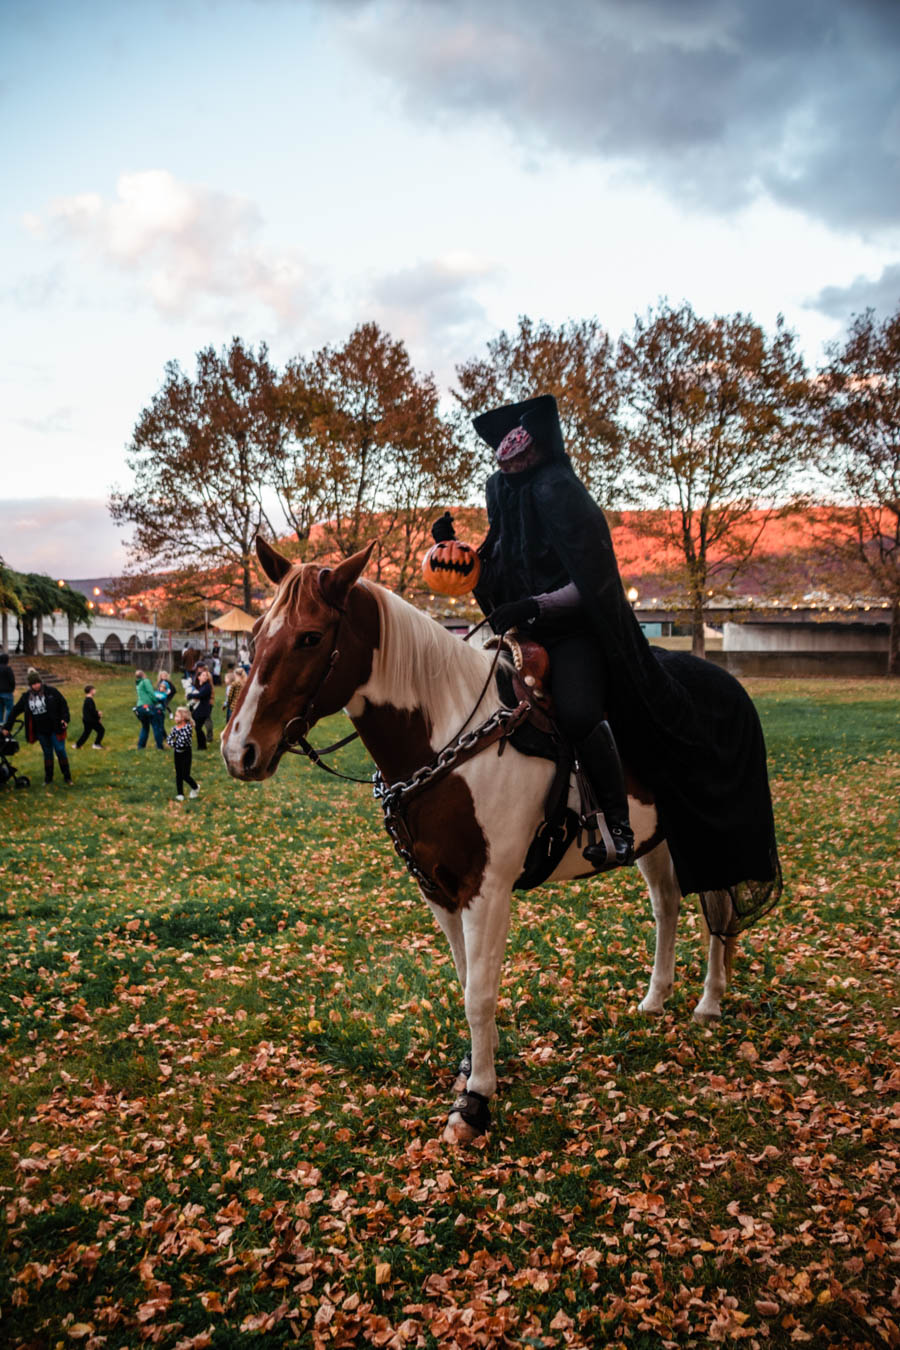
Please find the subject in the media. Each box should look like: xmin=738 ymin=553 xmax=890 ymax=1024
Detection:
xmin=1 ymin=664 xmax=898 ymax=1349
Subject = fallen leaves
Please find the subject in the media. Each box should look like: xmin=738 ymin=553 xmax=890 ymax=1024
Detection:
xmin=0 ymin=678 xmax=898 ymax=1347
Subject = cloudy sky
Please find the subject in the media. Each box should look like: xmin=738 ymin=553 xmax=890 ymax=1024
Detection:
xmin=2 ymin=0 xmax=898 ymax=574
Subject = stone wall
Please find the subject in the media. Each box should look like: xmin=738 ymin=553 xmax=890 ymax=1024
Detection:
xmin=723 ymin=620 xmax=889 ymax=653
xmin=708 ymin=650 xmax=890 ymax=677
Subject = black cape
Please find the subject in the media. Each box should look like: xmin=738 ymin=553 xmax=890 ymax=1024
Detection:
xmin=474 ymin=455 xmax=781 ymax=919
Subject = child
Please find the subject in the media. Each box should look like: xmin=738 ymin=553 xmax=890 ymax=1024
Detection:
xmin=166 ymin=706 xmax=200 ymax=801
xmin=223 ymin=666 xmax=246 ymax=721
xmin=157 ymin=670 xmax=176 ymax=718
xmin=75 ymin=685 xmax=105 ymax=748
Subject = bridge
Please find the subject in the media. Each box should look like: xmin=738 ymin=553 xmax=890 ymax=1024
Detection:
xmin=0 ymin=610 xmax=240 ymax=666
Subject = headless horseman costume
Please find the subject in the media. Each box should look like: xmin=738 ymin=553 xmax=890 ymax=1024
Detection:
xmin=441 ymin=394 xmax=781 ymax=927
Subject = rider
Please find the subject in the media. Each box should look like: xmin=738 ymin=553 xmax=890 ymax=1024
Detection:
xmin=432 ymin=393 xmax=782 ymax=926
xmin=433 ymin=393 xmax=637 ymax=870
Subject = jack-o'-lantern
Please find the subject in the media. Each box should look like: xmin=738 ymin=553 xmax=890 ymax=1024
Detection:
xmin=422 ymin=540 xmax=481 ymax=596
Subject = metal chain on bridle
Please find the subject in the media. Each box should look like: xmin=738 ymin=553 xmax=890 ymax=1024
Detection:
xmin=274 ymin=608 xmax=523 ymax=892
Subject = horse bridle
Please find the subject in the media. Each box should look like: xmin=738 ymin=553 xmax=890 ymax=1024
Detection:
xmin=274 ymin=601 xmax=496 ymax=786
xmin=275 ymin=600 xmax=375 ymax=784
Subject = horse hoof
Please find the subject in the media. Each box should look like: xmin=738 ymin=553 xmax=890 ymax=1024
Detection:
xmin=638 ymin=998 xmax=664 ymax=1015
xmin=442 ymin=1111 xmax=484 ymax=1145
xmin=693 ymin=1008 xmax=722 ymax=1026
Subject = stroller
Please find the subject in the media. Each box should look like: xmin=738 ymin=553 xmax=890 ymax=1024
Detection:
xmin=0 ymin=722 xmax=30 ymax=789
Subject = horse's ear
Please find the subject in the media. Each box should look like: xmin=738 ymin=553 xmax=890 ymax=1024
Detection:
xmin=319 ymin=541 xmax=375 ymax=610
xmin=256 ymin=536 xmax=293 ymax=585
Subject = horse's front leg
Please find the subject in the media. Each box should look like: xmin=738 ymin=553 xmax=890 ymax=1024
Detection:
xmin=443 ymin=881 xmax=510 ymax=1144
xmin=636 ymin=843 xmax=681 ymax=1014
xmin=427 ymin=901 xmax=472 ymax=1090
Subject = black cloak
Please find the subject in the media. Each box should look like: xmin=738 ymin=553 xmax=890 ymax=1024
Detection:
xmin=472 ymin=396 xmax=781 ymax=923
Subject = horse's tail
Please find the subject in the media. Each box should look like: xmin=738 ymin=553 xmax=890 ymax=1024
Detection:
xmin=698 ymin=900 xmax=738 ymax=986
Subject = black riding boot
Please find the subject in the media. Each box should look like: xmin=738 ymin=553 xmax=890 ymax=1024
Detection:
xmin=578 ymin=721 xmax=635 ymax=869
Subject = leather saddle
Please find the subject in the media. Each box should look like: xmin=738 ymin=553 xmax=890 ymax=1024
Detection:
xmin=485 ymin=633 xmax=555 ymax=732
xmin=487 ymin=631 xmax=623 ymax=886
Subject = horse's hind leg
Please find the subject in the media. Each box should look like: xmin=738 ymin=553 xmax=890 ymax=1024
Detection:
xmin=636 ymin=842 xmax=681 ymax=1015
xmin=693 ymin=892 xmax=735 ymax=1024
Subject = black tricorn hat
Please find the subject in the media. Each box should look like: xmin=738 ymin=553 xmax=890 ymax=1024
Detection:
xmin=472 ymin=393 xmax=565 ymax=460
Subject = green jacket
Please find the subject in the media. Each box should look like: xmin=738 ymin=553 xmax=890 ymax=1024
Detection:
xmin=134 ymin=676 xmax=159 ymax=710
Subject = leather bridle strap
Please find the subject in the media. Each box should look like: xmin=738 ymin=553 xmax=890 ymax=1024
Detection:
xmin=276 ymin=610 xmax=371 ymax=783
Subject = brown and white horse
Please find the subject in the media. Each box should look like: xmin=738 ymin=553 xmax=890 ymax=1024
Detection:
xmin=222 ymin=539 xmax=735 ymax=1143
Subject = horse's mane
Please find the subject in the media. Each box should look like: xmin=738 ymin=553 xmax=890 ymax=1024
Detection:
xmin=361 ymin=582 xmax=496 ymax=724
xmin=266 ymin=566 xmax=322 ymax=625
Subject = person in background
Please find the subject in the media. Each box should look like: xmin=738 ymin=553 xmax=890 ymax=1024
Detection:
xmin=238 ymin=641 xmax=251 ymax=672
xmin=75 ymin=684 xmax=105 ymax=748
xmin=211 ymin=643 xmax=222 ymax=684
xmin=156 ymin=670 xmax=176 ymax=718
xmin=134 ymin=669 xmax=165 ymax=749
xmin=0 ymin=654 xmax=15 ymax=727
xmin=166 ymin=706 xmax=200 ymax=801
xmin=189 ymin=662 xmax=214 ymax=749
xmin=4 ymin=668 xmax=72 ymax=786
xmin=224 ymin=666 xmax=246 ymax=721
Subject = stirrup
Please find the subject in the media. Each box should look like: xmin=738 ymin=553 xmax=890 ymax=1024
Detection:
xmin=582 ymin=810 xmax=634 ymax=870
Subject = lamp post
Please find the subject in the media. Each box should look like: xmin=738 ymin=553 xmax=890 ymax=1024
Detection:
xmin=627 ymin=586 xmax=639 ymax=610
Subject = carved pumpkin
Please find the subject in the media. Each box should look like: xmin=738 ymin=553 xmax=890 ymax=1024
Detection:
xmin=422 ymin=540 xmax=482 ymax=596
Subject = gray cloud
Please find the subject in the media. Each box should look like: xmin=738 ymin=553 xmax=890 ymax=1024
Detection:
xmin=14 ymin=406 xmax=73 ymax=437
xmin=334 ymin=0 xmax=900 ymax=234
xmin=808 ymin=263 xmax=900 ymax=320
xmin=0 ymin=498 xmax=128 ymax=576
xmin=367 ymin=254 xmax=500 ymax=378
xmin=371 ymin=255 xmax=496 ymax=331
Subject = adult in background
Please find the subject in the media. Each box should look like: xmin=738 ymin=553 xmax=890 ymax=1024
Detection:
xmin=4 ymin=668 xmax=72 ymax=785
xmin=134 ymin=669 xmax=165 ymax=749
xmin=189 ymin=662 xmax=214 ymax=749
xmin=0 ymin=653 xmax=15 ymax=727
xmin=238 ymin=641 xmax=251 ymax=672
xmin=210 ymin=643 xmax=222 ymax=685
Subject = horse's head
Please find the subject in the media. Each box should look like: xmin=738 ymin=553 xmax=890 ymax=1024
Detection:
xmin=221 ymin=537 xmax=377 ymax=781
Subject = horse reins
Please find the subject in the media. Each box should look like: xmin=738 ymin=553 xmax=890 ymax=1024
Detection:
xmin=277 ymin=610 xmax=505 ymax=786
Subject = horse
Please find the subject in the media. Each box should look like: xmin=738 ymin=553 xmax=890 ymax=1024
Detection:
xmin=222 ymin=539 xmax=737 ymax=1144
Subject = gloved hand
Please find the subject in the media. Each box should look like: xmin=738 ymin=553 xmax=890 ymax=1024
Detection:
xmin=431 ymin=512 xmax=456 ymax=543
xmin=488 ymin=597 xmax=540 ymax=634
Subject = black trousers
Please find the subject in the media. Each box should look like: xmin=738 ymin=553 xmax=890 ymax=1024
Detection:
xmin=174 ymin=750 xmax=198 ymax=795
xmin=75 ymin=721 xmax=105 ymax=747
xmin=542 ymin=631 xmax=609 ymax=743
xmin=192 ymin=707 xmax=212 ymax=749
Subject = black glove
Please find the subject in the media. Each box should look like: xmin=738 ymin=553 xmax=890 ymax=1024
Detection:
xmin=488 ymin=597 xmax=540 ymax=634
xmin=431 ymin=511 xmax=456 ymax=543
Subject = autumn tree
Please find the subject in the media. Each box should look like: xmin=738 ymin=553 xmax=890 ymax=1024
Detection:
xmin=280 ymin=323 xmax=467 ymax=592
xmin=110 ymin=338 xmax=287 ymax=612
xmin=812 ymin=305 xmax=900 ymax=674
xmin=453 ymin=315 xmax=624 ymax=502
xmin=618 ymin=301 xmax=812 ymax=656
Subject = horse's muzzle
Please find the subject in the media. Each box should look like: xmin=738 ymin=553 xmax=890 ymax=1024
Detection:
xmin=221 ymin=731 xmax=275 ymax=781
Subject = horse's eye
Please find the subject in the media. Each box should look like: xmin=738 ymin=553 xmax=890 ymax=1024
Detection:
xmin=296 ymin=631 xmax=323 ymax=649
